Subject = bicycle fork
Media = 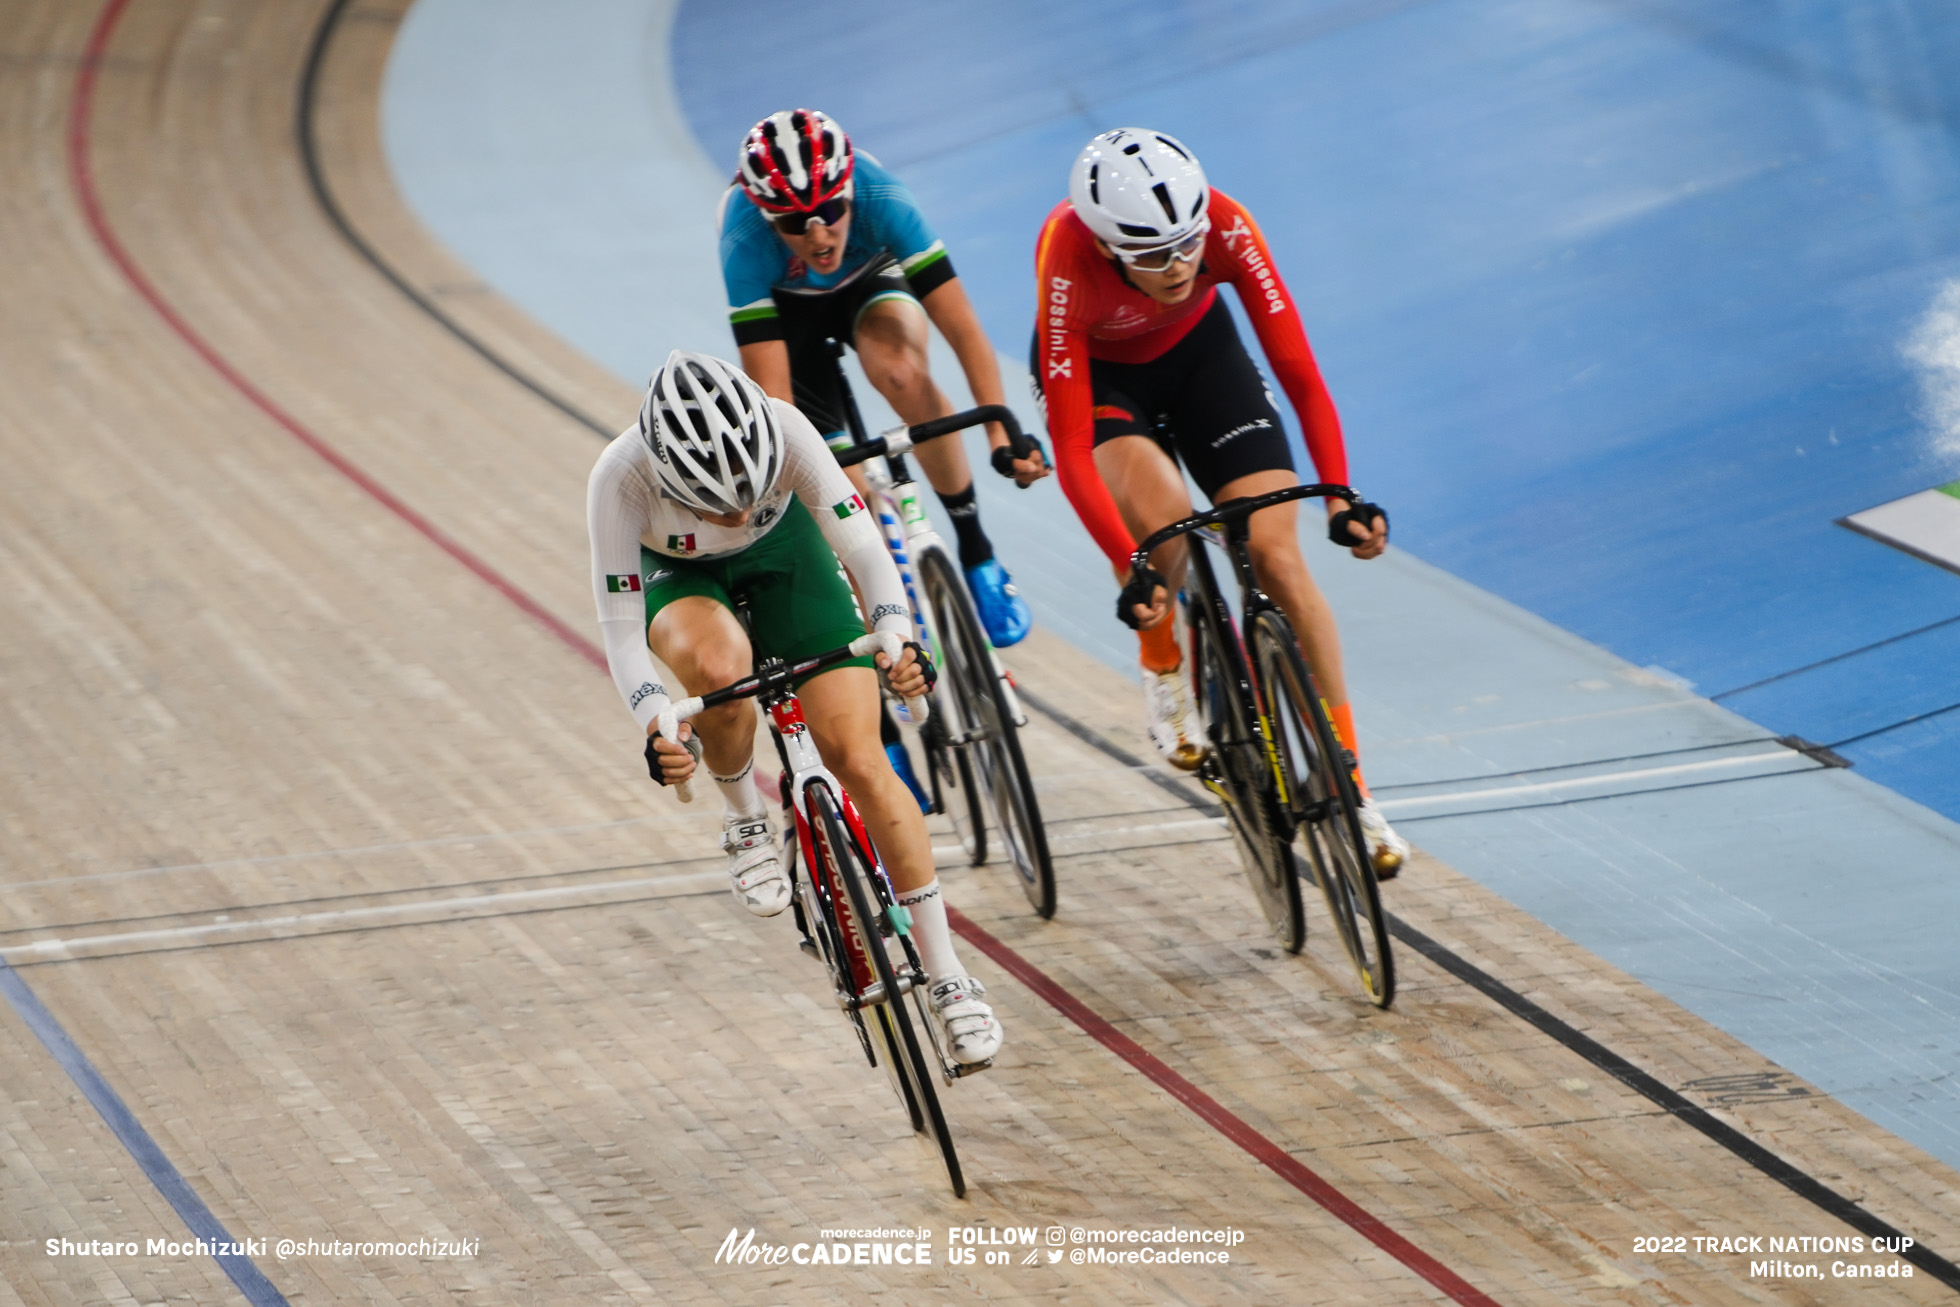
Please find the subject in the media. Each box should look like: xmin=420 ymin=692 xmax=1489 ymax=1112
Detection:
xmin=770 ymin=696 xmax=920 ymax=1012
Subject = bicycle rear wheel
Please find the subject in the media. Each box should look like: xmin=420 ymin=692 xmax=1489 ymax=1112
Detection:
xmin=919 ymin=546 xmax=1055 ymax=918
xmin=806 ymin=780 xmax=965 ymax=1197
xmin=1251 ymin=611 xmax=1394 ymax=1007
xmin=1191 ymin=597 xmax=1302 ymax=952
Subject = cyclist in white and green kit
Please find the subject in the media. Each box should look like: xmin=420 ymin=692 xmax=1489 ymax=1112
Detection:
xmin=588 ymin=350 xmax=1002 ymax=1066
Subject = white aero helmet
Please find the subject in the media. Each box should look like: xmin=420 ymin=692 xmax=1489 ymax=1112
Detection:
xmin=639 ymin=350 xmax=785 ymax=515
xmin=1068 ymin=128 xmax=1210 ymax=248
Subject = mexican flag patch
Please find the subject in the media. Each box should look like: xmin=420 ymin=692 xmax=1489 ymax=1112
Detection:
xmin=666 ymin=533 xmax=697 ymax=554
xmin=605 ymin=574 xmax=642 ymax=593
xmin=831 ymin=493 xmax=866 ymax=520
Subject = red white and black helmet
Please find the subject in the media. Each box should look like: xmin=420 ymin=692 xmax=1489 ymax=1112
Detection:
xmin=737 ymin=109 xmax=854 ymax=215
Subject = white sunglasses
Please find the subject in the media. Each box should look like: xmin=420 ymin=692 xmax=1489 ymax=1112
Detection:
xmin=1110 ymin=217 xmax=1210 ymax=272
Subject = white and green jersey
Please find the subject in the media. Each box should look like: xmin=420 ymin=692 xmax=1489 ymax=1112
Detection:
xmin=587 ymin=398 xmax=911 ymax=727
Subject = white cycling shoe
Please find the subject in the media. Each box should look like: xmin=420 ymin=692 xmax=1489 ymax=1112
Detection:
xmin=1143 ymin=666 xmax=1205 ymax=772
xmin=722 ymin=811 xmax=790 ymax=917
xmin=1357 ymin=798 xmax=1409 ymax=880
xmin=929 ymin=976 xmax=1002 ymax=1067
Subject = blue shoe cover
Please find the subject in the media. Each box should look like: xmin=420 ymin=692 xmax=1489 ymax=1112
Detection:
xmin=964 ymin=559 xmax=1032 ymax=647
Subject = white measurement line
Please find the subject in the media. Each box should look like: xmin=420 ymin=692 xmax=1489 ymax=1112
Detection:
xmin=0 ymin=871 xmax=722 ymax=962
xmin=6 ymin=815 xmax=674 ymax=893
xmin=1375 ymin=750 xmax=1801 ymax=814
xmin=931 ymin=813 xmax=1225 ymax=860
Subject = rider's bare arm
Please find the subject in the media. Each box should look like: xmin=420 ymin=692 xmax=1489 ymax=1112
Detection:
xmin=738 ymin=340 xmax=795 ymax=406
xmin=920 ymin=278 xmax=1048 ymax=484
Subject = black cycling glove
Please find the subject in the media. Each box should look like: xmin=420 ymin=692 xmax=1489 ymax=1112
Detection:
xmin=901 ymin=640 xmax=938 ymax=692
xmin=1327 ymin=500 xmax=1389 ymax=548
xmin=1116 ymin=566 xmax=1169 ymax=631
xmin=643 ymin=728 xmax=702 ymax=786
xmin=991 ymin=437 xmax=1047 ymax=481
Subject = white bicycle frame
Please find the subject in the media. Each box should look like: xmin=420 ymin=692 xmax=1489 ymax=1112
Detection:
xmin=859 ymin=424 xmax=1028 ymax=736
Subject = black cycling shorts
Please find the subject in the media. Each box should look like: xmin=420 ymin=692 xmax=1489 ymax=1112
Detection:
xmin=1031 ymin=295 xmax=1296 ymax=500
xmin=772 ymin=253 xmax=919 ymax=445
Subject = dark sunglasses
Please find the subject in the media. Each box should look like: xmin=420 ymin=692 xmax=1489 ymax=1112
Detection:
xmin=769 ymin=196 xmax=851 ymax=235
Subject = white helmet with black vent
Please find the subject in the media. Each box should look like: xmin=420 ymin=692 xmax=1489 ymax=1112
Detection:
xmin=639 ymin=350 xmax=785 ymax=515
xmin=1068 ymin=128 xmax=1209 ymax=248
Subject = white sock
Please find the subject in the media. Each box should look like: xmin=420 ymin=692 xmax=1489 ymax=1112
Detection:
xmin=896 ymin=880 xmax=966 ymax=984
xmin=712 ymin=757 xmax=764 ymax=821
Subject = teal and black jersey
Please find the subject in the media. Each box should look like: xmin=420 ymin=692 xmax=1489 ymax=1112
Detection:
xmin=718 ymin=152 xmax=956 ymax=346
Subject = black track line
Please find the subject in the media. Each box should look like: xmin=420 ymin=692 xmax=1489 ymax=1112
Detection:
xmin=297 ymin=0 xmax=611 ymax=438
xmin=299 ymin=4 xmax=1960 ymax=1289
xmin=1711 ymin=610 xmax=1960 ymax=702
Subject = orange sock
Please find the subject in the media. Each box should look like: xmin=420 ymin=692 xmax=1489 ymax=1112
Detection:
xmin=1138 ymin=620 xmax=1181 ymax=675
xmin=1328 ymin=701 xmax=1371 ymax=799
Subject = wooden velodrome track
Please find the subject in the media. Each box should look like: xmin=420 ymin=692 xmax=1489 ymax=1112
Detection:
xmin=1 ymin=1 xmax=1957 ymax=1302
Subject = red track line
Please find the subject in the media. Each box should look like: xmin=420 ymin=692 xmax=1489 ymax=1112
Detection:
xmin=951 ymin=907 xmax=1505 ymax=1307
xmin=68 ymin=0 xmax=604 ymax=674
xmin=72 ymin=6 xmax=1500 ymax=1301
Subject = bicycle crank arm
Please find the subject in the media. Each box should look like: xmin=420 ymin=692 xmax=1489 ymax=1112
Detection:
xmin=838 ymin=971 xmax=921 ymax=1011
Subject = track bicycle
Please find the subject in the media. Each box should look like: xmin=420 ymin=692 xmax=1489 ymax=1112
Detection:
xmin=1124 ymin=483 xmax=1395 ymax=1007
xmin=655 ymin=628 xmax=970 ymax=1197
xmin=824 ymin=340 xmax=1057 ymax=918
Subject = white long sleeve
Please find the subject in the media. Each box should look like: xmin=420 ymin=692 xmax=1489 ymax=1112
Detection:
xmin=586 ymin=400 xmax=914 ymax=730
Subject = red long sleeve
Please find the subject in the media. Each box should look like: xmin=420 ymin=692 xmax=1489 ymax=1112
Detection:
xmin=1032 ymin=192 xmax=1354 ymax=571
xmin=1036 ymin=219 xmax=1138 ymax=569
xmin=1209 ymin=198 xmax=1349 ymax=488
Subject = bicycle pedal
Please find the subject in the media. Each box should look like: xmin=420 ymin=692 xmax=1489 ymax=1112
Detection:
xmin=797 ymin=934 xmax=820 ymax=960
xmin=945 ymin=1056 xmax=995 ymax=1080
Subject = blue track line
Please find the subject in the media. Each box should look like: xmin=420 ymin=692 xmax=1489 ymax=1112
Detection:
xmin=0 ymin=958 xmax=290 ymax=1306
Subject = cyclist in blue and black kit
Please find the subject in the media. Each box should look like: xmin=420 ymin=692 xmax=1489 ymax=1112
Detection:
xmin=718 ymin=109 xmax=1048 ymax=656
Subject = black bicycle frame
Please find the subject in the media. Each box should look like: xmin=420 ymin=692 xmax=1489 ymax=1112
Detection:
xmin=1130 ymin=481 xmax=1358 ymax=673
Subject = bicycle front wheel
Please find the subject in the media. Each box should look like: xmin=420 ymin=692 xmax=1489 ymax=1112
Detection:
xmin=806 ymin=780 xmax=966 ymax=1197
xmin=918 ymin=547 xmax=1055 ymax=919
xmin=1192 ymin=601 xmax=1302 ymax=952
xmin=1251 ymin=611 xmax=1394 ymax=1007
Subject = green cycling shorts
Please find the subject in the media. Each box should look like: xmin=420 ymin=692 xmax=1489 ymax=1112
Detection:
xmin=641 ymin=497 xmax=875 ymax=685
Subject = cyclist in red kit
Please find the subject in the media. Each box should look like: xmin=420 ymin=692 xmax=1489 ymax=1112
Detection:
xmin=1032 ymin=128 xmax=1407 ymax=875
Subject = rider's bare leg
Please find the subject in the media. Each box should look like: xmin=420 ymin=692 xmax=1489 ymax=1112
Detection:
xmin=854 ymin=298 xmax=969 ymax=497
xmin=798 ymin=665 xmax=933 ymax=891
xmin=1093 ymin=434 xmax=1193 ymax=675
xmin=647 ymin=596 xmax=760 ymax=800
xmin=1215 ymin=468 xmax=1351 ymax=711
xmin=1092 ymin=432 xmax=1193 ymax=590
xmin=799 ymin=664 xmax=971 ymax=982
